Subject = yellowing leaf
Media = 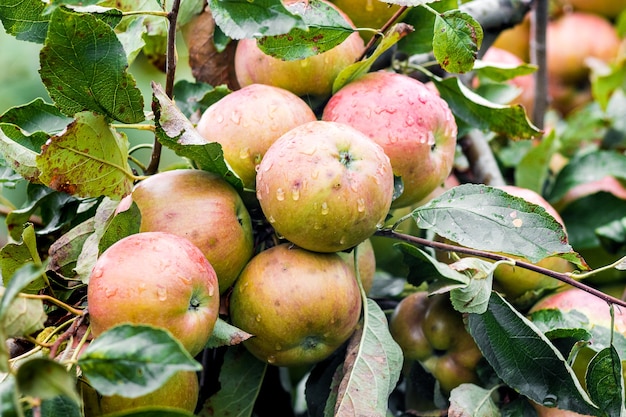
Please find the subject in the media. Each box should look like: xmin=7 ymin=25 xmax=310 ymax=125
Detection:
xmin=36 ymin=112 xmax=134 ymax=200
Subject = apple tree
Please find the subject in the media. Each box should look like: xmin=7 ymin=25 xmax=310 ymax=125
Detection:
xmin=1 ymin=0 xmax=626 ymax=416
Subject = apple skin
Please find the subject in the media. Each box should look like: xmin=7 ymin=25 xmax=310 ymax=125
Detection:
xmin=81 ymin=370 xmax=199 ymax=415
xmin=556 ymin=0 xmax=626 ymax=19
xmin=322 ymin=71 xmax=458 ymax=209
xmin=234 ymin=0 xmax=364 ymax=99
xmin=87 ymin=232 xmax=220 ymax=357
xmin=256 ymin=120 xmax=394 ymax=253
xmin=338 ymin=238 xmax=376 ymax=294
xmin=195 ymin=84 xmax=316 ymax=190
xmin=531 ymin=402 xmax=593 ymax=417
xmin=123 ymin=169 xmax=254 ymax=293
xmin=492 ymin=13 xmax=531 ymax=61
xmin=546 ymin=12 xmax=621 ymax=83
xmin=229 ymin=243 xmax=362 ymax=367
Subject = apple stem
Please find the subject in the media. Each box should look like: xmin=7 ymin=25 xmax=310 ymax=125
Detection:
xmin=359 ymin=6 xmax=408 ymax=62
xmin=375 ymin=228 xmax=626 ymax=309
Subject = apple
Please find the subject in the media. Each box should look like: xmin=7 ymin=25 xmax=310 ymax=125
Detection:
xmin=88 ymin=232 xmax=220 ymax=357
xmin=122 ymin=169 xmax=254 ymax=293
xmin=492 ymin=13 xmax=531 ymax=61
xmin=322 ymin=70 xmax=458 ymax=209
xmin=81 ymin=370 xmax=199 ymax=415
xmin=552 ymin=176 xmax=626 ymax=212
xmin=329 ymin=0 xmax=402 ymax=42
xmin=546 ymin=12 xmax=621 ymax=83
xmin=195 ymin=84 xmax=317 ymax=190
xmin=229 ymin=243 xmax=362 ymax=367
xmin=337 ymin=238 xmax=376 ymax=294
xmin=234 ymin=0 xmax=364 ymax=99
xmin=531 ymin=401 xmax=593 ymax=417
xmin=256 ymin=120 xmax=394 ymax=253
xmin=555 ymin=0 xmax=626 ymax=19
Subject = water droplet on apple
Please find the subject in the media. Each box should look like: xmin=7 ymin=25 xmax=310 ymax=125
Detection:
xmin=104 ymin=287 xmax=117 ymax=298
xmin=321 ymin=202 xmax=329 ymax=215
xmin=157 ymin=285 xmax=167 ymax=301
xmin=339 ymin=236 xmax=346 ymax=245
xmin=267 ymin=104 xmax=278 ymax=119
xmin=267 ymin=355 xmax=276 ymax=364
xmin=276 ymin=188 xmax=285 ymax=201
xmin=313 ymin=223 xmax=321 ymax=230
xmin=230 ymin=110 xmax=241 ymax=124
xmin=300 ymin=60 xmax=309 ymax=68
xmin=291 ymin=188 xmax=300 ymax=201
xmin=268 ymin=215 xmax=276 ymax=224
xmin=405 ymin=115 xmax=415 ymax=127
xmin=274 ymin=343 xmax=282 ymax=351
xmin=208 ymin=284 xmax=215 ymax=297
xmin=357 ymin=198 xmax=365 ymax=213
xmin=215 ymin=114 xmax=224 ymax=124
xmin=256 ymin=314 xmax=262 ymax=322
xmin=239 ymin=147 xmax=250 ymax=159
xmin=178 ymin=275 xmax=192 ymax=284
xmin=365 ymin=0 xmax=374 ymax=12
xmin=311 ymin=169 xmax=319 ymax=179
xmin=256 ymin=190 xmax=263 ymax=201
xmin=92 ymin=268 xmax=103 ymax=279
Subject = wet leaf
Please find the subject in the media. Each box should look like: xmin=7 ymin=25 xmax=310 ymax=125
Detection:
xmin=208 ymin=0 xmax=306 ymax=40
xmin=586 ymin=346 xmax=625 ymax=416
xmin=432 ymin=10 xmax=482 ymax=74
xmin=332 ymin=299 xmax=403 ymax=417
xmin=16 ymin=357 xmax=80 ymax=404
xmin=467 ymin=292 xmax=600 ymax=416
xmin=0 ymin=0 xmax=49 ymax=43
xmin=0 ymin=223 xmax=45 ymax=292
xmin=46 ymin=218 xmax=96 ymax=280
xmin=396 ymin=1 xmax=457 ymax=55
xmin=256 ymin=0 xmax=354 ymax=61
xmin=98 ymin=200 xmax=140 ymax=254
xmin=78 ymin=324 xmax=202 ymax=398
xmin=515 ymin=130 xmax=557 ymax=194
xmin=36 ymin=112 xmax=134 ymax=200
xmin=412 ymin=184 xmax=585 ymax=268
xmin=39 ymin=7 xmax=144 ymax=123
xmin=198 ymin=346 xmax=266 ymax=416
xmin=0 ymin=287 xmax=47 ymax=338
xmin=0 ymin=127 xmax=41 ymax=182
xmin=449 ymin=257 xmax=503 ymax=314
xmin=205 ymin=318 xmax=253 ymax=348
xmin=448 ymin=383 xmax=500 ymax=417
xmin=0 ymin=98 xmax=71 ymax=137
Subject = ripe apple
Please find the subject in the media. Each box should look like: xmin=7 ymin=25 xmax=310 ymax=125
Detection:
xmin=256 ymin=120 xmax=394 ymax=253
xmin=81 ymin=370 xmax=199 ymax=415
xmin=229 ymin=243 xmax=362 ymax=367
xmin=337 ymin=238 xmax=376 ymax=294
xmin=546 ymin=12 xmax=620 ymax=83
xmin=121 ymin=169 xmax=254 ymax=293
xmin=492 ymin=13 xmax=531 ymax=61
xmin=234 ymin=0 xmax=364 ymax=99
xmin=329 ymin=0 xmax=401 ymax=42
xmin=88 ymin=232 xmax=220 ymax=357
xmin=555 ymin=0 xmax=626 ymax=19
xmin=552 ymin=176 xmax=626 ymax=212
xmin=195 ymin=84 xmax=316 ymax=190
xmin=322 ymin=71 xmax=458 ymax=209
xmin=531 ymin=401 xmax=593 ymax=417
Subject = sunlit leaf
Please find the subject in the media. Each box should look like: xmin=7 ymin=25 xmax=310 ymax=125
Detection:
xmin=0 ymin=0 xmax=49 ymax=43
xmin=16 ymin=357 xmax=80 ymax=404
xmin=256 ymin=0 xmax=354 ymax=61
xmin=36 ymin=112 xmax=134 ymax=199
xmin=205 ymin=318 xmax=253 ymax=348
xmin=433 ymin=76 xmax=541 ymax=140
xmin=98 ymin=200 xmax=140 ymax=254
xmin=432 ymin=10 xmax=482 ymax=74
xmin=199 ymin=346 xmax=266 ymax=415
xmin=467 ymin=293 xmax=600 ymax=416
xmin=208 ymin=0 xmax=306 ymax=39
xmin=39 ymin=7 xmax=144 ymax=123
xmin=332 ymin=299 xmax=403 ymax=416
xmin=79 ymin=324 xmax=202 ymax=398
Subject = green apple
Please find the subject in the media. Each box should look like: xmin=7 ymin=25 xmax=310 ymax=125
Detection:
xmin=234 ymin=0 xmax=364 ymax=99
xmin=322 ymin=71 xmax=458 ymax=208
xmin=256 ymin=120 xmax=394 ymax=253
xmin=338 ymin=238 xmax=376 ymax=294
xmin=87 ymin=232 xmax=220 ymax=357
xmin=229 ymin=243 xmax=362 ymax=367
xmin=556 ymin=0 xmax=626 ymax=19
xmin=195 ymin=84 xmax=317 ymax=190
xmin=81 ymin=370 xmax=199 ymax=415
xmin=329 ymin=0 xmax=402 ymax=42
xmin=121 ymin=169 xmax=254 ymax=293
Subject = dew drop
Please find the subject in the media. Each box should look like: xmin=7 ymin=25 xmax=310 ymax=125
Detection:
xmin=157 ymin=285 xmax=167 ymax=301
xmin=339 ymin=236 xmax=346 ymax=245
xmin=268 ymin=215 xmax=276 ymax=224
xmin=357 ymin=198 xmax=365 ymax=213
xmin=230 ymin=110 xmax=241 ymax=124
xmin=215 ymin=114 xmax=224 ymax=124
xmin=104 ymin=287 xmax=117 ymax=298
xmin=365 ymin=0 xmax=374 ymax=12
xmin=321 ymin=202 xmax=329 ymax=215
xmin=267 ymin=355 xmax=276 ymax=364
xmin=542 ymin=395 xmax=558 ymax=408
xmin=267 ymin=104 xmax=278 ymax=119
xmin=291 ymin=188 xmax=300 ymax=201
xmin=276 ymin=188 xmax=285 ymax=201
xmin=92 ymin=268 xmax=103 ymax=279
xmin=208 ymin=284 xmax=215 ymax=297
xmin=239 ymin=147 xmax=250 ymax=159
xmin=256 ymin=314 xmax=262 ymax=322
xmin=311 ymin=169 xmax=320 ymax=179
xmin=178 ymin=275 xmax=192 ymax=284
xmin=300 ymin=60 xmax=309 ymax=68
xmin=405 ymin=115 xmax=415 ymax=127
xmin=274 ymin=343 xmax=282 ymax=351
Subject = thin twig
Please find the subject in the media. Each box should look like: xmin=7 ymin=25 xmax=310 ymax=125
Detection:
xmin=530 ymin=0 xmax=548 ymax=128
xmin=358 ymin=6 xmax=408 ymax=62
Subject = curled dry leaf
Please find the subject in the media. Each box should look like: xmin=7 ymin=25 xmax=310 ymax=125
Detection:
xmin=182 ymin=7 xmax=240 ymax=90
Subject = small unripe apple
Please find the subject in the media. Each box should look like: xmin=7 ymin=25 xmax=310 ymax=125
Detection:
xmin=122 ymin=169 xmax=254 ymax=293
xmin=88 ymin=232 xmax=220 ymax=357
xmin=81 ymin=370 xmax=199 ymax=415
xmin=322 ymin=71 xmax=458 ymax=208
xmin=229 ymin=243 xmax=362 ymax=367
xmin=195 ymin=84 xmax=316 ymax=190
xmin=256 ymin=120 xmax=394 ymax=253
xmin=234 ymin=0 xmax=364 ymax=99
xmin=546 ymin=12 xmax=620 ymax=83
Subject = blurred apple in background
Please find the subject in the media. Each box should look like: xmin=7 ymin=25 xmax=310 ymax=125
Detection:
xmin=329 ymin=0 xmax=401 ymax=41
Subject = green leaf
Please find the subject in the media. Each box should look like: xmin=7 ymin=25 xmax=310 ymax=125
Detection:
xmin=333 ymin=23 xmax=413 ymax=94
xmin=432 ymin=10 xmax=483 ymax=74
xmin=256 ymin=0 xmax=353 ymax=61
xmin=208 ymin=0 xmax=306 ymax=39
xmin=591 ymin=62 xmax=626 ymax=111
xmin=547 ymin=150 xmax=626 ymax=205
xmin=448 ymin=383 xmax=500 ymax=417
xmin=16 ymin=357 xmax=80 ymax=404
xmin=199 ymin=346 xmax=266 ymax=416
xmin=412 ymin=184 xmax=582 ymax=266
xmin=397 ymin=1 xmax=457 ymax=56
xmin=0 ymin=126 xmax=41 ymax=182
xmin=0 ymin=0 xmax=49 ymax=43
xmin=46 ymin=217 xmax=96 ymax=280
xmin=39 ymin=7 xmax=144 ymax=123
xmin=529 ymin=309 xmax=593 ymax=343
xmin=0 ymin=223 xmax=45 ymax=291
xmin=0 ymin=262 xmax=45 ymax=321
xmin=172 ymin=81 xmax=231 ymax=119
xmin=332 ymin=299 xmax=403 ymax=416
xmin=515 ymin=130 xmax=557 ymax=194
xmin=586 ymin=346 xmax=626 ymax=416
xmin=98 ymin=200 xmax=141 ymax=254
xmin=40 ymin=395 xmax=82 ymax=417
xmin=0 ymin=98 xmax=71 ymax=137
xmin=78 ymin=324 xmax=202 ymax=398
xmin=467 ymin=292 xmax=599 ymax=416
xmin=0 ymin=287 xmax=47 ymax=338
xmin=152 ymin=82 xmax=243 ymax=190
xmin=36 ymin=111 xmax=134 ymax=199
xmin=205 ymin=318 xmax=253 ymax=349
xmin=449 ymin=257 xmax=502 ymax=314
xmin=396 ymin=242 xmax=469 ymax=292
xmin=473 ymin=60 xmax=537 ymax=83
xmin=433 ymin=76 xmax=541 ymax=140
